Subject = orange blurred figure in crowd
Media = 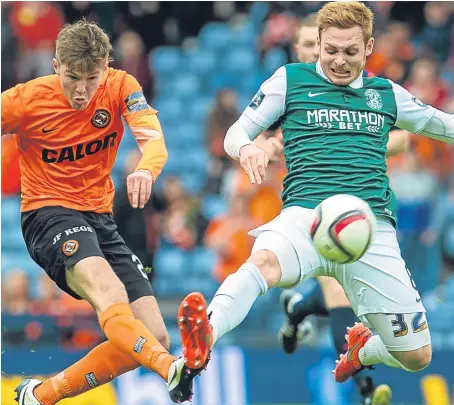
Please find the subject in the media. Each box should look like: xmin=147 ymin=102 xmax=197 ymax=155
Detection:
xmin=205 ymin=194 xmax=257 ymax=282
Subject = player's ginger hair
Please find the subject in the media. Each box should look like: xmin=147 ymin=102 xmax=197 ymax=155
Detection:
xmin=55 ymin=19 xmax=113 ymax=73
xmin=316 ymin=1 xmax=374 ymax=44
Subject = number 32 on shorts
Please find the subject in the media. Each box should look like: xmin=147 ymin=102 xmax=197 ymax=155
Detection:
xmin=132 ymin=254 xmax=148 ymax=280
xmin=390 ymin=313 xmax=428 ymax=337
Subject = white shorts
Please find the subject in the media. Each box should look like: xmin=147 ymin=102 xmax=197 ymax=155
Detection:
xmin=361 ymin=312 xmax=431 ymax=352
xmin=248 ymin=206 xmax=426 ymax=318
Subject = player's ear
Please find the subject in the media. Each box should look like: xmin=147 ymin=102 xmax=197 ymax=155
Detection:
xmin=292 ymin=43 xmax=299 ymax=58
xmin=52 ymin=58 xmax=59 ymax=75
xmin=365 ymin=37 xmax=374 ymax=57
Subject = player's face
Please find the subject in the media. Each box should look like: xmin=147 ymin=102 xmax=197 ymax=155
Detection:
xmin=53 ymin=60 xmax=107 ymax=110
xmin=293 ymin=26 xmax=319 ymax=63
xmin=319 ymin=26 xmax=373 ymax=86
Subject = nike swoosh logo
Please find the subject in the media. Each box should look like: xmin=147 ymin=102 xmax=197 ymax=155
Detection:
xmin=167 ymin=360 xmax=185 ymax=391
xmin=167 ymin=363 xmax=179 ymax=389
xmin=347 ymin=341 xmax=361 ymax=361
xmin=42 ymin=127 xmax=60 ymax=134
xmin=416 ymin=297 xmax=421 ymax=302
xmin=308 ymin=91 xmax=327 ymax=97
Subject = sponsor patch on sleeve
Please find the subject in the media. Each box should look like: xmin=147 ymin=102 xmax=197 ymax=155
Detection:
xmin=248 ymin=89 xmax=265 ymax=110
xmin=125 ymin=91 xmax=149 ymax=113
xmin=412 ymin=97 xmax=427 ymax=108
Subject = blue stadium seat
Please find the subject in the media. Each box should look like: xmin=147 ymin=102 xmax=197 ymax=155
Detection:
xmin=223 ymin=47 xmax=258 ymax=73
xmin=184 ymin=275 xmax=218 ymax=297
xmin=239 ymin=71 xmax=269 ymax=95
xmin=154 ymin=120 xmax=183 ymax=150
xmin=188 ymin=96 xmax=213 ymax=123
xmin=161 ymin=151 xmax=188 ymax=175
xmin=207 ymin=72 xmax=238 ymax=94
xmin=180 ymin=172 xmax=207 ymax=194
xmin=154 ymin=74 xmax=176 ymax=98
xmin=238 ymin=95 xmax=253 ymax=111
xmin=162 ymin=130 xmax=182 ymax=150
xmin=154 ymin=247 xmax=186 ymax=277
xmin=175 ymin=123 xmax=204 ymax=147
xmin=263 ymin=47 xmax=288 ymax=73
xmin=229 ymin=22 xmax=257 ymax=47
xmin=111 ymin=172 xmax=123 ymax=190
xmin=2 ymin=227 xmax=27 ymax=252
xmin=185 ymin=48 xmax=217 ymax=76
xmin=154 ymin=275 xmax=183 ymax=297
xmin=185 ymin=147 xmax=209 ymax=172
xmin=149 ymin=47 xmax=182 ymax=74
xmin=199 ymin=22 xmax=232 ymax=51
xmin=169 ymin=73 xmax=201 ymax=99
xmin=249 ymin=2 xmax=270 ymax=26
xmin=188 ymin=247 xmax=216 ymax=276
xmin=120 ymin=124 xmax=139 ymax=149
xmin=202 ymin=194 xmax=228 ymax=220
xmin=2 ymin=196 xmax=21 ymax=228
xmin=154 ymin=98 xmax=183 ymax=123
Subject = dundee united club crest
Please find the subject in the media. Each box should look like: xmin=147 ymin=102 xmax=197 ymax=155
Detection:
xmin=365 ymin=89 xmax=383 ymax=110
xmin=62 ymin=240 xmax=79 ymax=256
xmin=91 ymin=109 xmax=111 ymax=128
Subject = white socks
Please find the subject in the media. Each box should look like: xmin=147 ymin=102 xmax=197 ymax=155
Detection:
xmin=207 ymin=263 xmax=268 ymax=345
xmin=359 ymin=335 xmax=412 ymax=371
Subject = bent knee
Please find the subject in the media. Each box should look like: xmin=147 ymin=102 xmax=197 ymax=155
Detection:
xmin=250 ymin=231 xmax=301 ymax=289
xmin=247 ymin=249 xmax=281 ymax=288
xmin=67 ymin=257 xmax=129 ymax=312
xmin=394 ymin=345 xmax=432 ymax=371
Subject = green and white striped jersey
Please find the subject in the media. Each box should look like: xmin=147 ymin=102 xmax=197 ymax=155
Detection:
xmin=238 ymin=61 xmax=453 ymax=225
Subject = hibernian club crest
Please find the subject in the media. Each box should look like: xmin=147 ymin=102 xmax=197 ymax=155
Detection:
xmin=365 ymin=89 xmax=383 ymax=110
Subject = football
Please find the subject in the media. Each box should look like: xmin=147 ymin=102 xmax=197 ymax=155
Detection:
xmin=310 ymin=194 xmax=376 ymax=264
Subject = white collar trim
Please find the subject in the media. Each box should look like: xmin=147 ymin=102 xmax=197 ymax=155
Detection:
xmin=316 ymin=60 xmax=364 ymax=89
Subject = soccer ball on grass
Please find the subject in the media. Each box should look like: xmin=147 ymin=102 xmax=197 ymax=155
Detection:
xmin=310 ymin=194 xmax=376 ymax=264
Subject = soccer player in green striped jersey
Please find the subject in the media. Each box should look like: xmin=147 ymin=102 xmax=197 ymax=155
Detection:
xmin=177 ymin=0 xmax=453 ymax=391
xmin=270 ymin=13 xmax=404 ymax=405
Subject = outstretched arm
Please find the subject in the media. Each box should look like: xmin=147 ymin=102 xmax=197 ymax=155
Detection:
xmin=390 ymin=81 xmax=453 ymax=144
xmin=121 ymin=74 xmax=168 ymax=208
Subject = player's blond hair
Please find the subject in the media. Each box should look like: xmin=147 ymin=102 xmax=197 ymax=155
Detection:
xmin=293 ymin=13 xmax=318 ymax=44
xmin=316 ymin=1 xmax=374 ymax=43
xmin=56 ymin=19 xmax=113 ymax=73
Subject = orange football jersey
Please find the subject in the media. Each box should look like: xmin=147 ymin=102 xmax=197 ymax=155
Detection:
xmin=1 ymin=68 xmax=167 ymax=213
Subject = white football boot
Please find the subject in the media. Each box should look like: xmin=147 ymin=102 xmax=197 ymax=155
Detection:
xmin=14 ymin=379 xmax=43 ymax=405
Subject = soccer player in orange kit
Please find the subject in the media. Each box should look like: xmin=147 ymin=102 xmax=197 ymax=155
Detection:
xmin=2 ymin=20 xmax=199 ymax=405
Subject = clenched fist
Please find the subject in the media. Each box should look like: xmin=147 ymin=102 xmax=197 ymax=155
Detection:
xmin=239 ymin=144 xmax=270 ymax=185
xmin=127 ymin=169 xmax=154 ymax=209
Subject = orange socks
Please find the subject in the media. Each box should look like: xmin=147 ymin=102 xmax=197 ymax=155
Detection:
xmin=34 ymin=341 xmax=138 ymax=405
xmin=34 ymin=303 xmax=176 ymax=405
xmin=99 ymin=303 xmax=176 ymax=380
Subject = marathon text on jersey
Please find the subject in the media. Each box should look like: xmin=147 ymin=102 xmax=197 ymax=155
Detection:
xmin=307 ymin=109 xmax=385 ymax=131
xmin=42 ymin=132 xmax=118 ymax=163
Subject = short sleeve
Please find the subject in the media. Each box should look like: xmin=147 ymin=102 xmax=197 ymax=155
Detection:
xmin=1 ymin=85 xmax=23 ymax=135
xmin=243 ymin=66 xmax=287 ymax=129
xmin=120 ymin=74 xmax=157 ymax=124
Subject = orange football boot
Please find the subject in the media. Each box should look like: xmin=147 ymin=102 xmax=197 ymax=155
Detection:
xmin=178 ymin=292 xmax=213 ymax=369
xmin=334 ymin=322 xmax=373 ymax=383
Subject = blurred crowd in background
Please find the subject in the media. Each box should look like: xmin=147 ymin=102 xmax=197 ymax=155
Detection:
xmin=1 ymin=1 xmax=454 ymax=350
